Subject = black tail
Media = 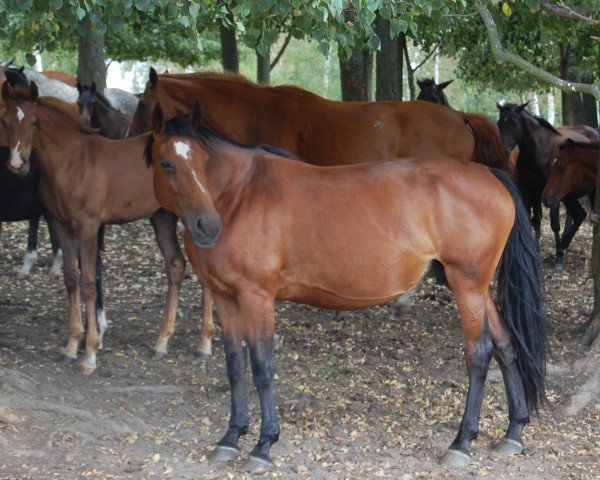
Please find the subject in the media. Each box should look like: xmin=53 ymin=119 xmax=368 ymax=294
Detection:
xmin=491 ymin=168 xmax=546 ymax=412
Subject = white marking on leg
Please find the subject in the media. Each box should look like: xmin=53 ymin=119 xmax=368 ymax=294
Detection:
xmin=16 ymin=107 xmax=25 ymax=123
xmin=97 ymin=309 xmax=108 ymax=349
xmin=18 ymin=250 xmax=38 ymax=277
xmin=173 ymin=140 xmax=191 ymax=160
xmin=9 ymin=142 xmax=23 ymax=170
xmin=50 ymin=249 xmax=63 ymax=276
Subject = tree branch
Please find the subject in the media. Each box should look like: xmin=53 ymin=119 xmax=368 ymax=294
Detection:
xmin=476 ymin=2 xmax=600 ymax=100
xmin=540 ymin=1 xmax=600 ymax=25
xmin=270 ymin=31 xmax=292 ymax=71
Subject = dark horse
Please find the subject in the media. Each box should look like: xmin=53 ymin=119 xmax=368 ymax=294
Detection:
xmin=0 ymin=67 xmax=62 ymax=279
xmin=147 ymin=103 xmax=545 ymax=473
xmin=496 ymin=102 xmax=595 ymax=268
xmin=416 ymin=78 xmax=453 ymax=107
xmin=76 ymin=82 xmax=132 ymax=139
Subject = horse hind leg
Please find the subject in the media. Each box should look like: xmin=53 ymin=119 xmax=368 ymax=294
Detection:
xmin=441 ymin=269 xmax=493 ymax=468
xmin=486 ymin=293 xmax=530 ymax=455
xmin=17 ymin=216 xmax=41 ymax=279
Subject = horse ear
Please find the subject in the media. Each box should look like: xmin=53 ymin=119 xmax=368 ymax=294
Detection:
xmin=76 ymin=80 xmax=82 ymax=94
xmin=438 ymin=79 xmax=453 ymax=90
xmin=29 ymin=81 xmax=38 ymax=101
xmin=152 ymin=103 xmax=165 ymax=134
xmin=90 ymin=82 xmax=96 ymax=94
xmin=517 ymin=101 xmax=530 ymax=113
xmin=149 ymin=67 xmax=158 ymax=87
xmin=190 ymin=100 xmax=202 ymax=129
xmin=1 ymin=80 xmax=13 ymax=102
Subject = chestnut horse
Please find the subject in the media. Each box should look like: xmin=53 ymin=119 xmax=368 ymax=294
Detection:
xmin=1 ymin=81 xmax=214 ymax=374
xmin=129 ymin=68 xmax=507 ymax=170
xmin=542 ymin=139 xmax=599 ymax=209
xmin=147 ymin=104 xmax=545 ymax=473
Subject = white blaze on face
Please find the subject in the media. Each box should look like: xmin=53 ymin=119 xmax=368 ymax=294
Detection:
xmin=9 ymin=141 xmax=23 ymax=169
xmin=173 ymin=140 xmax=191 ymax=161
xmin=16 ymin=107 xmax=25 ymax=123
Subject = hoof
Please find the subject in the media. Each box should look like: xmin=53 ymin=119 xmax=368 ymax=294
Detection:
xmin=16 ymin=271 xmax=27 ymax=280
xmin=441 ymin=449 xmax=471 ymax=468
xmin=209 ymin=445 xmax=239 ymax=463
xmin=153 ymin=350 xmax=167 ymax=360
xmin=241 ymin=455 xmax=273 ymax=474
xmin=63 ymin=354 xmax=77 ymax=365
xmin=495 ymin=438 xmax=524 ymax=455
xmin=80 ymin=363 xmax=97 ymax=376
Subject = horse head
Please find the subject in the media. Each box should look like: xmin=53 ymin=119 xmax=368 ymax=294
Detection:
xmin=147 ymin=101 xmax=221 ymax=248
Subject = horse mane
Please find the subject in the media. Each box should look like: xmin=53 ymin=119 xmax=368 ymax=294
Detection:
xmin=145 ymin=112 xmax=298 ymax=167
xmin=559 ymin=139 xmax=599 ymax=150
xmin=38 ymin=96 xmax=98 ymax=135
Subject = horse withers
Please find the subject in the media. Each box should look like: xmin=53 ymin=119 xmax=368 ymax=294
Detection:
xmin=147 ymin=103 xmax=546 ymax=473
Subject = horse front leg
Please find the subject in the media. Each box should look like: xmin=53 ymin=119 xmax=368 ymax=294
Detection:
xmin=17 ymin=216 xmax=40 ymax=279
xmin=549 ymin=206 xmax=563 ymax=269
xmin=210 ymin=292 xmax=249 ymax=464
xmin=150 ymin=209 xmax=185 ymax=359
xmin=51 ymin=219 xmax=84 ymax=362
xmin=78 ymin=225 xmax=102 ymax=375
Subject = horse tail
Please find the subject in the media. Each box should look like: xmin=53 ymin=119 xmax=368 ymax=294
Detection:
xmin=465 ymin=113 xmax=508 ymax=170
xmin=490 ymin=168 xmax=546 ymax=412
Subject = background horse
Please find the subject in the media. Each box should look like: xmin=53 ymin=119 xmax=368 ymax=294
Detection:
xmin=1 ymin=81 xmax=214 ymax=374
xmin=129 ymin=68 xmax=507 ymax=170
xmin=147 ymin=104 xmax=545 ymax=473
xmin=496 ymin=102 xmax=597 ymax=267
xmin=76 ymin=82 xmax=132 ymax=139
xmin=542 ymin=139 xmax=599 ymax=210
xmin=416 ymin=78 xmax=453 ymax=107
xmin=0 ymin=68 xmax=62 ymax=279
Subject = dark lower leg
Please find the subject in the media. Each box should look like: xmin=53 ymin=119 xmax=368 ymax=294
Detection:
xmin=218 ymin=334 xmax=249 ymax=449
xmin=248 ymin=337 xmax=279 ymax=461
xmin=450 ymin=329 xmax=493 ymax=454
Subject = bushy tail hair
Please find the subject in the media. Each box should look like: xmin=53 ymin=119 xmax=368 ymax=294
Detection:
xmin=465 ymin=113 xmax=508 ymax=171
xmin=491 ymin=168 xmax=546 ymax=411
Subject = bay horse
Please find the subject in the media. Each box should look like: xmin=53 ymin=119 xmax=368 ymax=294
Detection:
xmin=129 ymin=68 xmax=507 ymax=170
xmin=496 ymin=102 xmax=596 ymax=268
xmin=416 ymin=78 xmax=453 ymax=107
xmin=128 ymin=69 xmax=508 ymax=351
xmin=76 ymin=82 xmax=132 ymax=139
xmin=147 ymin=103 xmax=545 ymax=473
xmin=0 ymin=80 xmax=215 ymax=374
xmin=0 ymin=68 xmax=62 ymax=279
xmin=542 ymin=139 xmax=599 ymax=210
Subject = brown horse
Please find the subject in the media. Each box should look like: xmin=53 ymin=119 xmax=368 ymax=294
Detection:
xmin=129 ymin=68 xmax=507 ymax=170
xmin=147 ymin=104 xmax=545 ymax=473
xmin=542 ymin=139 xmax=599 ymax=209
xmin=0 ymin=81 xmax=215 ymax=374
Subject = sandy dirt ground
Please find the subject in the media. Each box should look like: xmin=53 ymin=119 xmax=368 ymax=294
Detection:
xmin=0 ymin=215 xmax=598 ymax=480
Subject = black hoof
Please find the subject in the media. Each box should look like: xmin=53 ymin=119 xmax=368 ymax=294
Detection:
xmin=241 ymin=455 xmax=273 ymax=474
xmin=495 ymin=438 xmax=524 ymax=455
xmin=209 ymin=445 xmax=239 ymax=463
xmin=153 ymin=350 xmax=167 ymax=360
xmin=63 ymin=355 xmax=77 ymax=365
xmin=441 ymin=449 xmax=471 ymax=468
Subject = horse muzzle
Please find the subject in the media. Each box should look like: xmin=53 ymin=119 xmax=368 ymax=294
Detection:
xmin=8 ymin=151 xmax=30 ymax=176
xmin=186 ymin=210 xmax=222 ymax=249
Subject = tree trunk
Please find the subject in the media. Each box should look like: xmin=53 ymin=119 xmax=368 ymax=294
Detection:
xmin=257 ymin=49 xmax=271 ymax=85
xmin=77 ymin=14 xmax=106 ymax=92
xmin=403 ymin=41 xmax=415 ymax=100
xmin=219 ymin=7 xmax=239 ymax=73
xmin=375 ymin=14 xmax=400 ymax=101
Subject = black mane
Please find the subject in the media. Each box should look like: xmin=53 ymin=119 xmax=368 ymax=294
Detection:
xmin=145 ymin=112 xmax=298 ymax=167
